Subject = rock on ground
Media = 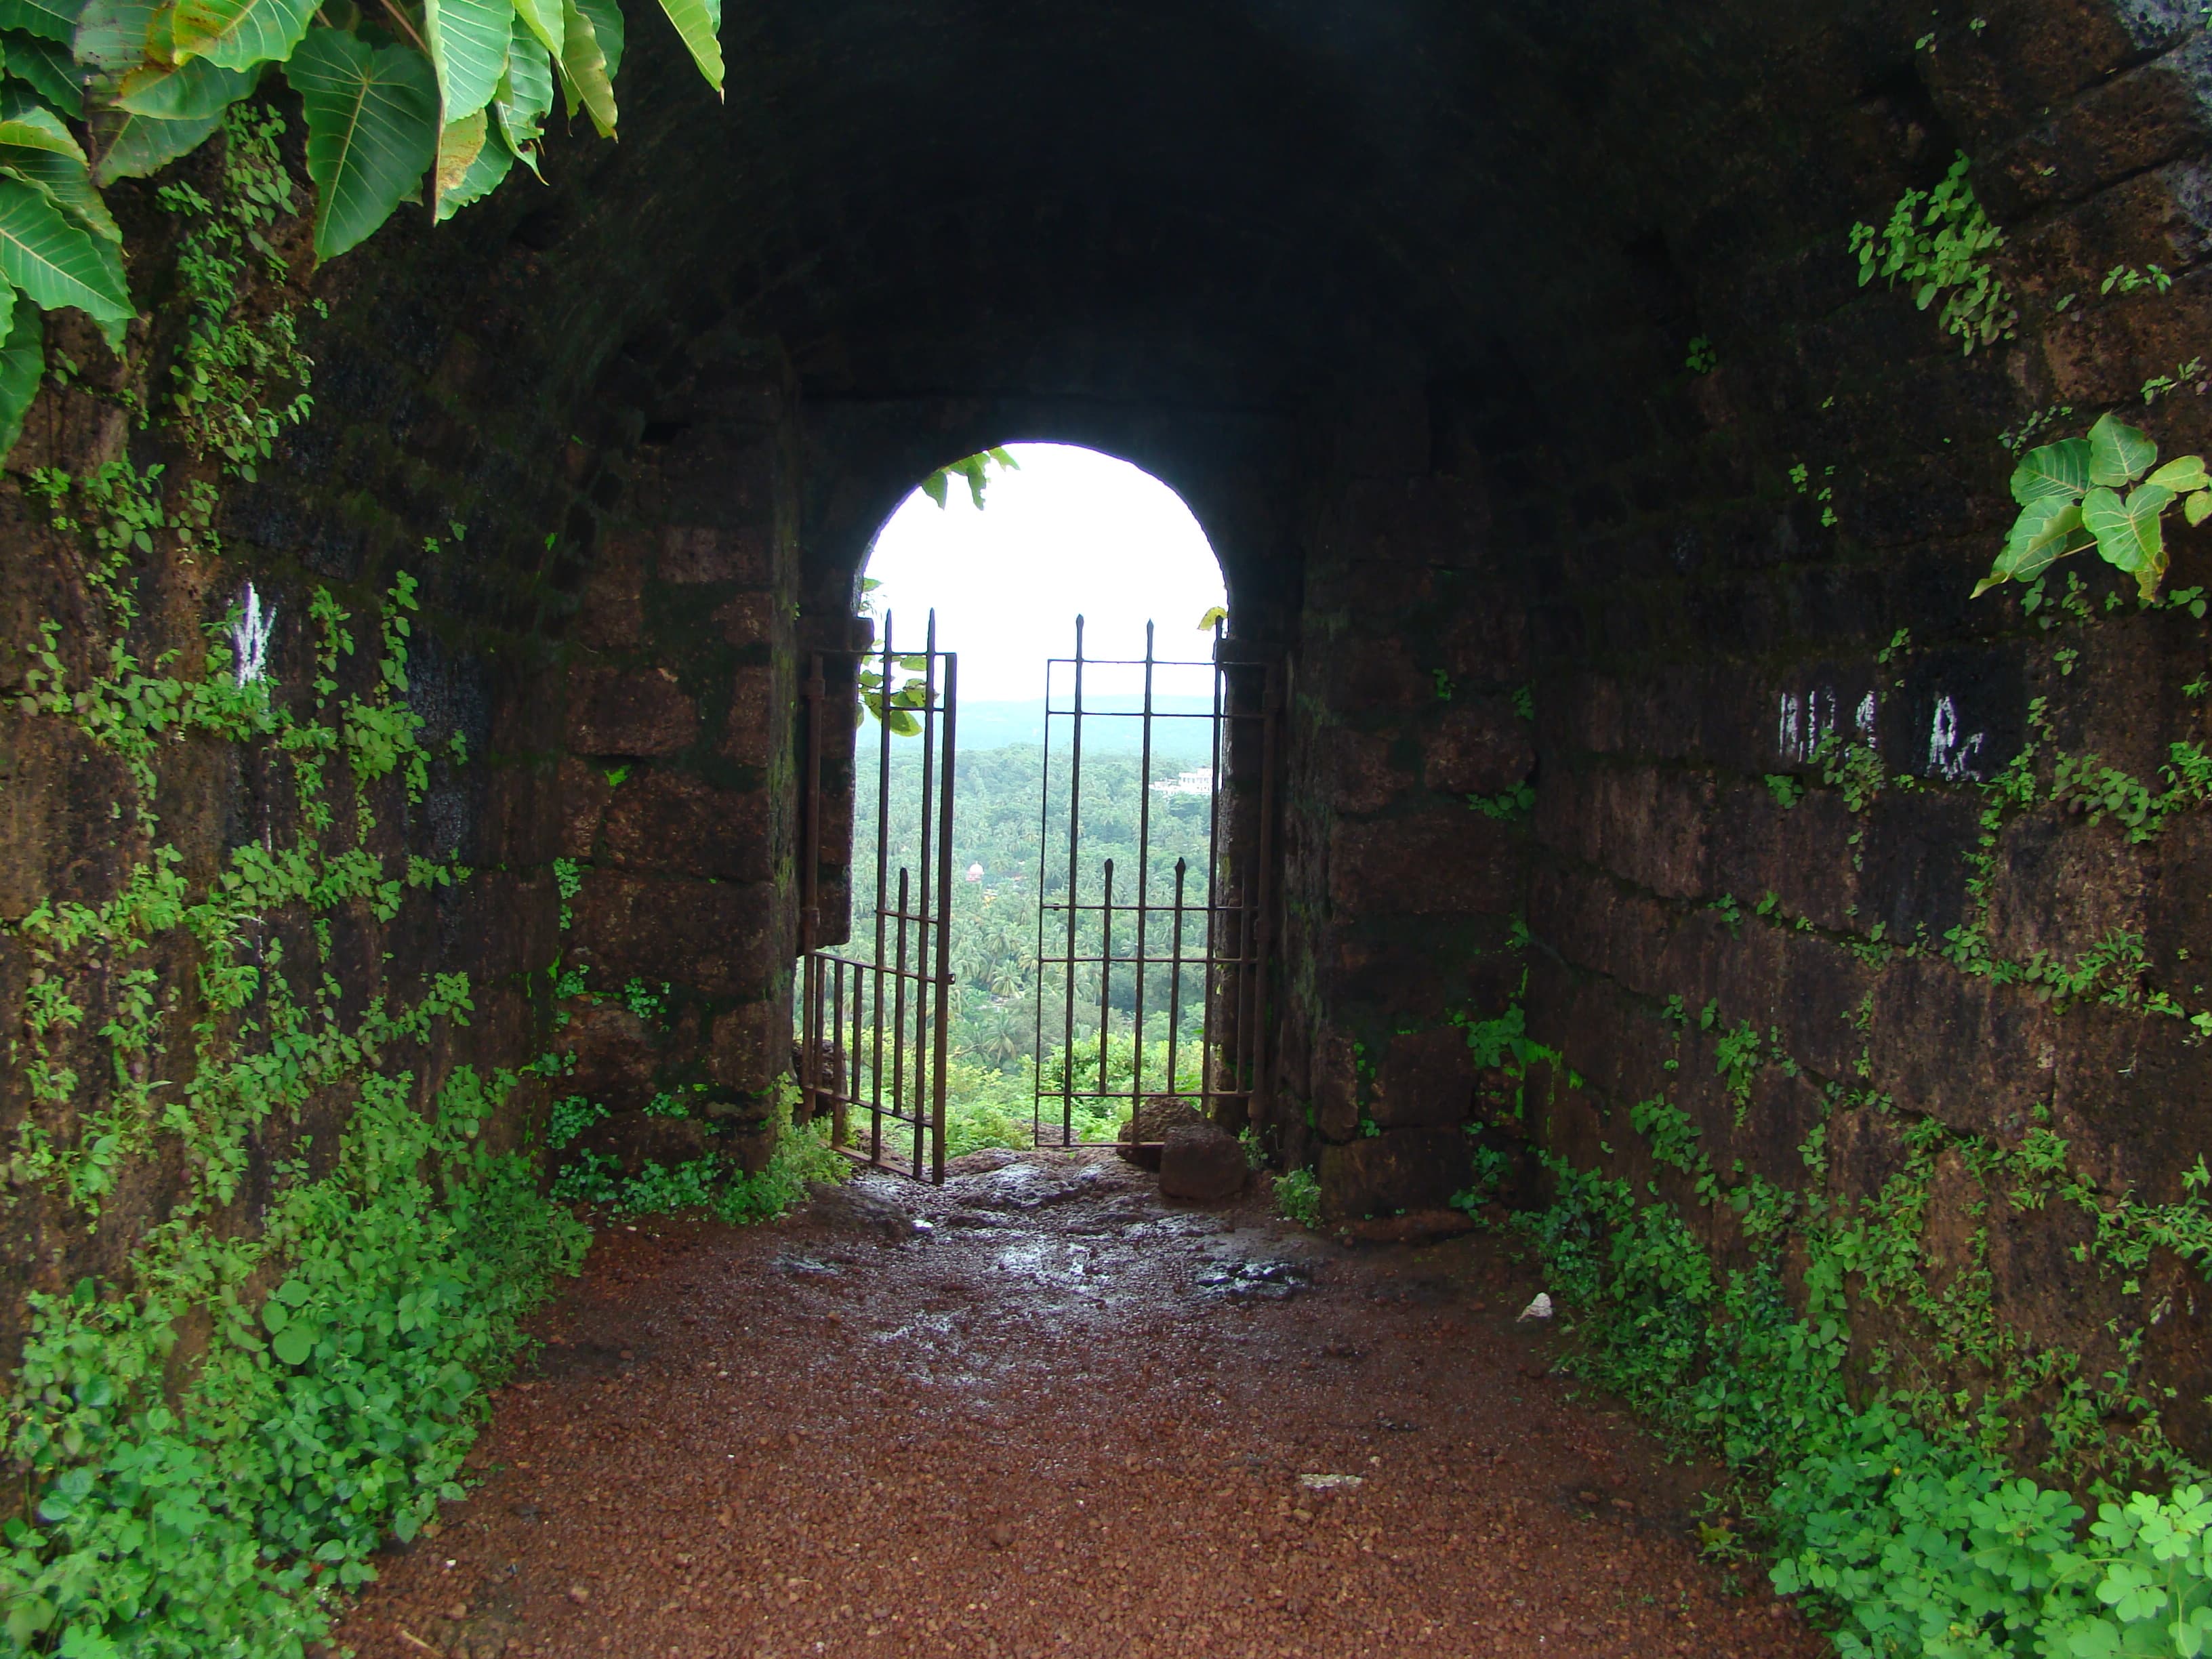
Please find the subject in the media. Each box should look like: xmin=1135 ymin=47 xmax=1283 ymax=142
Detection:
xmin=1160 ymin=1121 xmax=1248 ymax=1200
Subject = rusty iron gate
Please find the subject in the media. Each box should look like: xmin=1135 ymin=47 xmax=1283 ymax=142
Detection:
xmin=1032 ymin=617 xmax=1284 ymax=1149
xmin=798 ymin=613 xmax=956 ymax=1183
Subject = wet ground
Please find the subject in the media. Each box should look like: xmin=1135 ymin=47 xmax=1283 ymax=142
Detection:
xmin=335 ymin=1148 xmax=1828 ymax=1659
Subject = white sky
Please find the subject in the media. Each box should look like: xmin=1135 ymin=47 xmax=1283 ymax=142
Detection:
xmin=861 ymin=443 xmax=1227 ymax=703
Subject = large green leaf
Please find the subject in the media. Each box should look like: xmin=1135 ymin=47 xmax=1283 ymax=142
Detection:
xmin=91 ymin=106 xmax=219 ymax=182
xmin=3 ymin=30 xmax=82 ymax=115
xmin=654 ymin=0 xmax=720 ymax=94
xmin=2010 ymin=436 xmax=2090 ymax=506
xmin=0 ymin=117 xmax=121 ymax=245
xmin=70 ymin=0 xmax=151 ymax=70
xmin=0 ymin=0 xmax=81 ymax=45
xmin=285 ymin=27 xmax=437 ymax=262
xmin=0 ymin=287 xmax=41 ymax=459
xmin=169 ymin=0 xmax=315 ymax=70
xmin=0 ymin=102 xmax=81 ymax=160
xmin=2083 ymin=482 xmax=2174 ymax=596
xmin=434 ymin=112 xmax=510 ymax=220
xmin=512 ymin=0 xmax=560 ymax=58
xmin=1977 ymin=495 xmax=2089 ymax=596
xmin=114 ymin=51 xmax=256 ymax=119
xmin=575 ymin=0 xmax=621 ymax=76
xmin=492 ymin=24 xmax=551 ymax=173
xmin=2148 ymin=454 xmax=2210 ymax=494
xmin=0 ymin=172 xmax=127 ymax=322
xmin=432 ymin=106 xmax=482 ymax=203
xmin=556 ymin=0 xmax=613 ymax=136
xmin=423 ymin=0 xmax=508 ymax=123
xmin=2088 ymin=411 xmax=2157 ymax=488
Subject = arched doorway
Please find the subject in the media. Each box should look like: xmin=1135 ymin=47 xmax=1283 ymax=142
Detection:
xmin=798 ymin=445 xmax=1279 ymax=1180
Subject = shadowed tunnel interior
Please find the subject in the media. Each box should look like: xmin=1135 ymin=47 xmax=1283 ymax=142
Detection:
xmin=8 ymin=0 xmax=2212 ymax=1651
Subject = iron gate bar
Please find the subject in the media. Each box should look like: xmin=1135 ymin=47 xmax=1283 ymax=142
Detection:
xmin=1031 ymin=617 xmax=1282 ymax=1147
xmin=798 ymin=610 xmax=956 ymax=1184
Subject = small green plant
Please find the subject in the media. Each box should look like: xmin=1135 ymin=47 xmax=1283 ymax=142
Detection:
xmin=548 ymin=1095 xmax=609 ymax=1149
xmin=2103 ymin=264 xmax=2173 ymax=298
xmin=1685 ymin=335 xmax=1718 ymax=374
xmin=1273 ymin=1167 xmax=1322 ymax=1229
xmin=1467 ymin=782 xmax=1536 ymax=820
xmin=921 ymin=447 xmax=1021 ymax=510
xmin=1765 ymin=774 xmax=1805 ymax=808
xmin=1850 ymin=152 xmax=2016 ymax=353
xmin=1977 ymin=412 xmax=2209 ymax=602
xmin=1432 ymin=668 xmax=1455 ymax=701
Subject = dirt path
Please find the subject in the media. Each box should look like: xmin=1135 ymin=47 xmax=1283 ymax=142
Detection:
xmin=334 ymin=1149 xmax=1827 ymax=1659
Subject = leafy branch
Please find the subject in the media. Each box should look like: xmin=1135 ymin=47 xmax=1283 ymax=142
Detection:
xmin=1977 ymin=412 xmax=2209 ymax=602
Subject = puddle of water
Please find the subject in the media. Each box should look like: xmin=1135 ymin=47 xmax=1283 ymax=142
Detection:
xmin=1195 ymin=1260 xmax=1310 ymax=1301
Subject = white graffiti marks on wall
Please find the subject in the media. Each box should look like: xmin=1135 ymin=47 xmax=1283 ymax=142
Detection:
xmin=1927 ymin=694 xmax=1986 ymax=783
xmin=1776 ymin=685 xmax=1877 ymax=764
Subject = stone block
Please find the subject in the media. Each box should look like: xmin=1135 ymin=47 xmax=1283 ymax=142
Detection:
xmin=1159 ymin=1122 xmax=1247 ymax=1201
xmin=573 ymin=872 xmax=779 ymax=998
xmin=1309 ymin=1025 xmax=1361 ymax=1141
xmin=602 ymin=770 xmax=771 ymax=882
xmin=711 ymin=998 xmax=785 ymax=1093
xmin=1319 ymin=1127 xmax=1471 ymax=1222
xmin=557 ymin=1002 xmax=658 ymax=1103
xmin=574 ymin=531 xmax=647 ymax=650
xmin=1329 ymin=811 xmax=1521 ymax=916
xmin=1422 ymin=698 xmax=1535 ymax=795
xmin=720 ymin=666 xmax=780 ymax=768
xmin=714 ymin=591 xmax=777 ymax=649
xmin=566 ymin=667 xmax=697 ymax=757
xmin=659 ymin=525 xmax=771 ymax=584
xmin=1372 ymin=1027 xmax=1474 ymax=1129
xmin=1324 ymin=726 xmax=1413 ymax=813
xmin=556 ymin=756 xmax=613 ymax=858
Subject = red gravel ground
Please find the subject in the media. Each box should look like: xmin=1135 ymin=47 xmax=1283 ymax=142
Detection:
xmin=333 ymin=1149 xmax=1830 ymax=1659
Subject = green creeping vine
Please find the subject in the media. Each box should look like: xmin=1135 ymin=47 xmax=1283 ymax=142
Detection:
xmin=1851 ymin=153 xmax=2015 ymax=355
xmin=0 ymin=0 xmax=735 ymax=457
xmin=1512 ymin=954 xmax=2212 ymax=1658
xmin=0 ymin=506 xmax=591 ymax=1657
xmin=3 ymin=1068 xmax=586 ymax=1654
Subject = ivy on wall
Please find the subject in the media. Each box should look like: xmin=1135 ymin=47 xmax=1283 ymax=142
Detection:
xmin=0 ymin=0 xmax=731 ymax=455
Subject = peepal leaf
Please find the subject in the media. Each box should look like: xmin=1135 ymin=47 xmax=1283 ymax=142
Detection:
xmin=2189 ymin=491 xmax=2212 ymax=529
xmin=0 ymin=172 xmax=127 ymax=322
xmin=431 ymin=115 xmax=506 ymax=221
xmin=556 ymin=0 xmax=615 ymax=136
xmin=3 ymin=31 xmax=82 ymax=115
xmin=654 ymin=0 xmax=721 ymax=94
xmin=115 ymin=52 xmax=258 ymax=121
xmin=92 ymin=107 xmax=220 ymax=183
xmin=2083 ymin=482 xmax=2174 ymax=596
xmin=575 ymin=0 xmax=621 ymax=76
xmin=2011 ymin=436 xmax=2091 ymax=506
xmin=511 ymin=0 xmax=560 ymax=58
xmin=492 ymin=26 xmax=552 ymax=171
xmin=432 ymin=108 xmax=485 ymax=203
xmin=2089 ymin=411 xmax=2158 ymax=489
xmin=285 ymin=28 xmax=438 ymax=262
xmin=0 ymin=0 xmax=80 ymax=43
xmin=2148 ymin=455 xmax=2211 ymax=495
xmin=434 ymin=115 xmax=510 ymax=220
xmin=423 ymin=0 xmax=510 ymax=123
xmin=0 ymin=288 xmax=33 ymax=457
xmin=70 ymin=0 xmax=152 ymax=70
xmin=170 ymin=0 xmax=316 ymax=70
xmin=1979 ymin=495 xmax=2088 ymax=596
xmin=1 ymin=144 xmax=122 ymax=246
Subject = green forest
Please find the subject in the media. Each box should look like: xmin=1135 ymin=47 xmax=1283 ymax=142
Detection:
xmin=836 ymin=740 xmax=1219 ymax=1152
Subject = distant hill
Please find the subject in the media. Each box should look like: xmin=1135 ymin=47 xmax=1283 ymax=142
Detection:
xmin=884 ymin=696 xmax=1218 ymax=758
